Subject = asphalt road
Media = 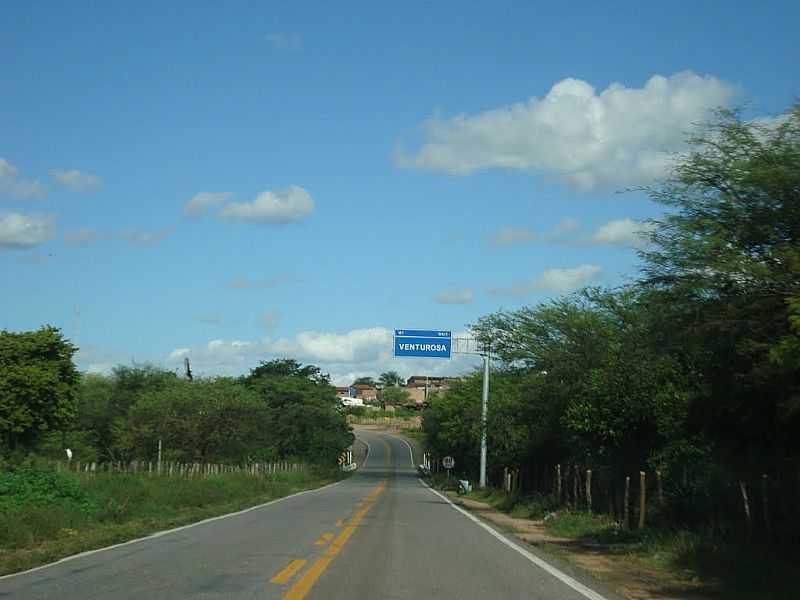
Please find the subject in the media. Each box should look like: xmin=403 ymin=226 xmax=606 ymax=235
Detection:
xmin=0 ymin=430 xmax=615 ymax=600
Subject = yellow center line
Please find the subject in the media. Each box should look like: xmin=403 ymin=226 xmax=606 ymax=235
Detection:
xmin=270 ymin=559 xmax=307 ymax=585
xmin=282 ymin=481 xmax=386 ymax=600
xmin=313 ymin=532 xmax=334 ymax=546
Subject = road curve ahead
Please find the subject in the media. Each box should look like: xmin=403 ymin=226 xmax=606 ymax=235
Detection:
xmin=1 ymin=430 xmax=615 ymax=600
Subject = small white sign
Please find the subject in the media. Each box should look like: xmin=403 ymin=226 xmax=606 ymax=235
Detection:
xmin=442 ymin=456 xmax=455 ymax=469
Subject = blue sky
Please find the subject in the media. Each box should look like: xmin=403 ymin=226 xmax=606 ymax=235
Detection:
xmin=2 ymin=1 xmax=798 ymax=384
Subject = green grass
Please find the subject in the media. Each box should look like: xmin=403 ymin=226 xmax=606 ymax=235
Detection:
xmin=541 ymin=511 xmax=798 ymax=600
xmin=436 ymin=479 xmax=798 ymax=600
xmin=0 ymin=465 xmax=342 ymax=575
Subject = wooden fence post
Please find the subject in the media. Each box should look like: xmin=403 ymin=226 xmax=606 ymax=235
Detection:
xmin=638 ymin=471 xmax=646 ymax=530
xmin=656 ymin=470 xmax=664 ymax=506
xmin=586 ymin=469 xmax=592 ymax=514
xmin=556 ymin=464 xmax=562 ymax=504
xmin=762 ymin=474 xmax=771 ymax=538
xmin=573 ymin=464 xmax=579 ymax=508
xmin=624 ymin=476 xmax=631 ymax=530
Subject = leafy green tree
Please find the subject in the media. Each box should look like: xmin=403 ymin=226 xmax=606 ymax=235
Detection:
xmin=68 ymin=365 xmax=179 ymax=462
xmin=120 ymin=378 xmax=271 ymax=463
xmin=381 ymin=386 xmax=410 ymax=407
xmin=0 ymin=327 xmax=79 ymax=454
xmin=247 ymin=360 xmax=353 ymax=464
xmin=247 ymin=358 xmax=330 ymax=385
xmin=641 ymin=105 xmax=800 ymax=470
xmin=378 ymin=371 xmax=403 ymax=388
xmin=353 ymin=376 xmax=376 ymax=386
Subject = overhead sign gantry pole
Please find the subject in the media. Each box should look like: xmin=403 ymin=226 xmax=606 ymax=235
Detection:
xmin=394 ymin=330 xmax=490 ymax=489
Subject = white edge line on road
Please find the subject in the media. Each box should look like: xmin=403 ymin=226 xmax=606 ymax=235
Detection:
xmin=0 ymin=479 xmax=345 ymax=582
xmin=355 ymin=435 xmax=371 ymax=469
xmin=418 ymin=478 xmax=610 ymax=600
xmin=389 ymin=433 xmax=416 ymax=468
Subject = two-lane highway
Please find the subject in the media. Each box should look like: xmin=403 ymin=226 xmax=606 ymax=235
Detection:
xmin=1 ymin=430 xmax=615 ymax=600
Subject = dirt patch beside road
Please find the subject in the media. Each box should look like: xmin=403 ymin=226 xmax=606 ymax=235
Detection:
xmin=447 ymin=493 xmax=716 ymax=600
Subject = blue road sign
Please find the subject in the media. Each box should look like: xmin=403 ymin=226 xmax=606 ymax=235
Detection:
xmin=394 ymin=329 xmax=452 ymax=359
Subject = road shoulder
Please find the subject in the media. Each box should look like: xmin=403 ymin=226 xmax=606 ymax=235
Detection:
xmin=442 ymin=491 xmax=713 ymax=600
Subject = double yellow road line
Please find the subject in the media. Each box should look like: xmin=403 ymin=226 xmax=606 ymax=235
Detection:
xmin=270 ymin=480 xmax=386 ymax=600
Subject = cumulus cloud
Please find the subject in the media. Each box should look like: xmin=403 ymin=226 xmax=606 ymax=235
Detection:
xmin=121 ymin=227 xmax=172 ymax=246
xmin=0 ymin=159 xmax=47 ymax=198
xmin=164 ymin=326 xmax=482 ymax=386
xmin=587 ymin=218 xmax=656 ymax=249
xmin=432 ymin=289 xmax=474 ymax=305
xmin=64 ymin=228 xmax=100 ymax=246
xmin=265 ymin=32 xmax=303 ymax=50
xmin=168 ymin=348 xmax=190 ymax=360
xmin=492 ymin=264 xmax=602 ymax=296
xmin=219 ymin=186 xmax=314 ymax=224
xmin=183 ymin=192 xmax=232 ymax=217
xmin=398 ymin=71 xmax=736 ymax=190
xmin=0 ymin=212 xmax=54 ymax=249
xmin=490 ymin=218 xmax=581 ymax=246
xmin=51 ymin=169 xmax=103 ymax=192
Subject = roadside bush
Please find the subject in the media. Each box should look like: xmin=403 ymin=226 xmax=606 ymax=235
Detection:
xmin=0 ymin=464 xmax=93 ymax=513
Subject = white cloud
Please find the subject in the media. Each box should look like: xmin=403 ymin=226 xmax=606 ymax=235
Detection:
xmin=0 ymin=158 xmax=47 ymax=198
xmin=0 ymin=212 xmax=54 ymax=249
xmin=121 ymin=227 xmax=172 ymax=246
xmin=164 ymin=326 xmax=482 ymax=386
xmin=265 ymin=32 xmax=303 ymax=50
xmin=286 ymin=328 xmax=392 ymax=363
xmin=492 ymin=264 xmax=602 ymax=296
xmin=64 ymin=228 xmax=100 ymax=246
xmin=398 ymin=71 xmax=736 ymax=190
xmin=432 ymin=289 xmax=474 ymax=305
xmin=490 ymin=218 xmax=582 ymax=246
xmin=168 ymin=348 xmax=190 ymax=360
xmin=183 ymin=192 xmax=232 ymax=217
xmin=219 ymin=186 xmax=314 ymax=224
xmin=51 ymin=169 xmax=103 ymax=192
xmin=587 ymin=218 xmax=656 ymax=249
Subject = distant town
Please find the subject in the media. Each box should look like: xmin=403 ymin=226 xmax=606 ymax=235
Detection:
xmin=336 ymin=376 xmax=463 ymax=410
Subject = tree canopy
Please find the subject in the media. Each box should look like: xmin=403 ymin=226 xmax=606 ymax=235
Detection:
xmin=0 ymin=327 xmax=79 ymax=453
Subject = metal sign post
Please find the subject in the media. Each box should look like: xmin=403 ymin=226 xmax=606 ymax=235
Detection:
xmin=443 ymin=456 xmax=455 ymax=481
xmin=393 ymin=329 xmax=490 ymax=489
xmin=452 ymin=337 xmax=491 ymax=489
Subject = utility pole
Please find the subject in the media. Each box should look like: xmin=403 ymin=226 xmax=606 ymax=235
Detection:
xmin=479 ymin=350 xmax=490 ymax=488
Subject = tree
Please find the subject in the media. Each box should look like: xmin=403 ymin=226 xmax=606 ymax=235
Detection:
xmin=378 ymin=371 xmax=403 ymax=388
xmin=246 ymin=360 xmax=353 ymax=464
xmin=247 ymin=358 xmax=329 ymax=385
xmin=72 ymin=365 xmax=179 ymax=462
xmin=641 ymin=105 xmax=800 ymax=470
xmin=353 ymin=376 xmax=376 ymax=387
xmin=381 ymin=386 xmax=410 ymax=407
xmin=120 ymin=378 xmax=272 ymax=463
xmin=0 ymin=327 xmax=79 ymax=453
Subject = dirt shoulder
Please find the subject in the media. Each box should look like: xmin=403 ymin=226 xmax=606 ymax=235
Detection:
xmin=446 ymin=493 xmax=716 ymax=600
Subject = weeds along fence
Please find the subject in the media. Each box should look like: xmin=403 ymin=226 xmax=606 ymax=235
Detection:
xmin=347 ymin=415 xmax=422 ymax=430
xmin=426 ymin=454 xmax=800 ymax=542
xmin=54 ymin=460 xmax=307 ymax=479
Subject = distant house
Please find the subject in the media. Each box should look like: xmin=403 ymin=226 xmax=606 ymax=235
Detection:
xmin=404 ymin=376 xmax=462 ymax=404
xmin=351 ymin=383 xmax=378 ymax=402
xmin=335 ymin=386 xmax=354 ymax=398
